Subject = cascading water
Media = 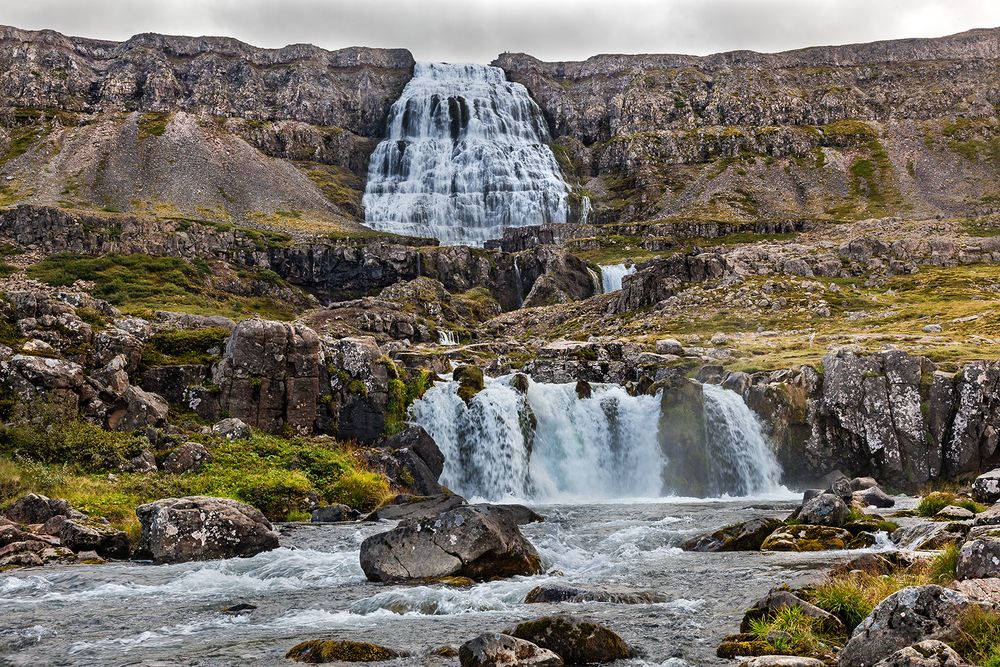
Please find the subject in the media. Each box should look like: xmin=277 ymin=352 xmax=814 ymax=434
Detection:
xmin=362 ymin=62 xmax=571 ymax=245
xmin=437 ymin=330 xmax=459 ymax=346
xmin=408 ymin=375 xmax=785 ymax=501
xmin=599 ymin=263 xmax=636 ymax=293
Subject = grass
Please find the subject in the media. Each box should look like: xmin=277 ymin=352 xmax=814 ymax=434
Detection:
xmin=954 ymin=607 xmax=1000 ymax=667
xmin=139 ymin=327 xmax=230 ymax=370
xmin=137 ymin=112 xmax=171 ymax=140
xmin=928 ymin=543 xmax=960 ymax=584
xmin=809 ymin=568 xmax=929 ymax=632
xmin=915 ymin=491 xmax=984 ymax=517
xmin=746 ymin=606 xmax=830 ymax=656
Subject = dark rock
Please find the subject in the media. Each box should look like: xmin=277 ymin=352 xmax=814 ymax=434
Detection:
xmin=122 ymin=449 xmax=158 ymax=473
xmin=222 ymin=603 xmax=257 ymax=615
xmin=683 ymin=517 xmax=784 ymax=552
xmin=957 ymin=533 xmax=1000 ymax=580
xmin=481 ymin=504 xmax=544 ymax=526
xmin=359 ymin=505 xmax=542 ymax=582
xmin=891 ymin=522 xmax=969 ymax=550
xmin=838 ymin=586 xmax=970 ymax=667
xmin=162 ymin=442 xmax=212 ymax=474
xmin=3 ymin=493 xmax=83 ymax=524
xmin=59 ymin=519 xmax=130 ymax=559
xmin=310 ymin=504 xmax=358 ymax=522
xmin=383 ymin=425 xmax=444 ymax=479
xmin=110 ymin=385 xmax=169 ymax=431
xmin=741 ymin=590 xmax=845 ymax=635
xmin=659 ymin=376 xmax=708 ymax=496
xmin=851 ymin=477 xmax=879 ymax=491
xmin=365 ymin=493 xmax=466 ymax=521
xmin=285 ymin=639 xmax=403 ymax=663
xmin=799 ymin=492 xmax=850 ymax=527
xmin=507 ymin=615 xmax=632 ymax=664
xmin=524 ymin=584 xmax=666 ymax=605
xmin=972 ymin=469 xmax=1000 ymax=504
xmin=459 ymin=633 xmax=563 ymax=667
xmin=853 ymin=486 xmax=895 ymax=508
xmin=136 ymin=496 xmax=279 ymax=564
xmin=454 ymin=365 xmax=485 ymax=404
xmin=574 ymin=380 xmax=592 ymax=400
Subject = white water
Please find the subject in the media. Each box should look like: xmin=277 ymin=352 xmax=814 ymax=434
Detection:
xmin=409 ymin=375 xmax=784 ymax=501
xmin=600 ymin=263 xmax=636 ymax=293
xmin=362 ymin=62 xmax=571 ymax=245
xmin=437 ymin=330 xmax=459 ymax=346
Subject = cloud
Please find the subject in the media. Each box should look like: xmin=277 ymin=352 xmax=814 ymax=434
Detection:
xmin=1 ymin=0 xmax=998 ymax=62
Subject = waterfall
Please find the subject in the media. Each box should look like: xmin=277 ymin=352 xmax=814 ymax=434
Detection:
xmin=599 ymin=263 xmax=636 ymax=293
xmin=437 ymin=330 xmax=459 ymax=346
xmin=702 ymin=384 xmax=784 ymax=496
xmin=362 ymin=62 xmax=571 ymax=245
xmin=579 ymin=195 xmax=593 ymax=224
xmin=408 ymin=375 xmax=784 ymax=501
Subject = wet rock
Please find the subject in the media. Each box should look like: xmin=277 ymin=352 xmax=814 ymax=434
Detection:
xmin=363 ymin=446 xmax=444 ymax=496
xmin=383 ymin=425 xmax=444 ymax=479
xmin=122 ymin=449 xmax=158 ymax=473
xmin=2 ymin=493 xmax=83 ymax=524
xmin=891 ymin=522 xmax=969 ymax=550
xmin=484 ymin=504 xmax=544 ymax=526
xmin=222 ymin=603 xmax=257 ymax=615
xmin=741 ymin=590 xmax=845 ymax=635
xmin=838 ymin=586 xmax=970 ymax=667
xmin=830 ymin=552 xmax=914 ymax=577
xmin=523 ymin=584 xmax=666 ymax=605
xmin=760 ymin=525 xmax=853 ymax=551
xmin=957 ymin=533 xmax=1000 ymax=580
xmin=972 ymin=469 xmax=1000 ymax=504
xmin=459 ymin=633 xmax=564 ymax=667
xmin=365 ymin=493 xmax=466 ymax=521
xmin=59 ymin=518 xmax=130 ymax=559
xmin=683 ymin=516 xmax=784 ymax=552
xmin=853 ymin=486 xmax=895 ymax=509
xmin=285 ymin=639 xmax=403 ymax=663
xmin=659 ymin=376 xmax=708 ymax=496
xmin=873 ymin=640 xmax=971 ymax=667
xmin=454 ymin=365 xmax=485 ymax=404
xmin=310 ymin=504 xmax=358 ymax=522
xmin=136 ymin=496 xmax=280 ymax=564
xmin=162 ymin=442 xmax=212 ymax=474
xmin=507 ymin=615 xmax=631 ymax=664
xmin=359 ymin=505 xmax=542 ymax=582
xmin=740 ymin=657 xmax=826 ymax=667
xmin=211 ymin=417 xmax=252 ymax=440
xmin=799 ymin=492 xmax=850 ymax=527
xmin=936 ymin=505 xmax=974 ymax=520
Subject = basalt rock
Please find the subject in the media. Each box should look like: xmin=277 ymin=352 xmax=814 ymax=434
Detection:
xmin=798 ymin=493 xmax=850 ymax=527
xmin=972 ymin=469 xmax=1000 ymax=504
xmin=524 ymin=584 xmax=666 ymax=605
xmin=285 ymin=639 xmax=403 ymax=663
xmin=741 ymin=590 xmax=845 ymax=636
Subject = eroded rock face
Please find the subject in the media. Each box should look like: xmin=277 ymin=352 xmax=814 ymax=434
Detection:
xmin=839 ymin=586 xmax=970 ymax=667
xmin=459 ymin=633 xmax=564 ymax=667
xmin=359 ymin=505 xmax=542 ymax=582
xmin=136 ymin=496 xmax=279 ymax=564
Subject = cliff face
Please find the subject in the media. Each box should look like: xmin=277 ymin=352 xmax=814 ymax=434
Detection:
xmin=495 ymin=28 xmax=1000 ymax=224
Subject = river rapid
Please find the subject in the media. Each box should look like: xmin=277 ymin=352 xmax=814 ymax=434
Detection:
xmin=0 ymin=496 xmax=879 ymax=667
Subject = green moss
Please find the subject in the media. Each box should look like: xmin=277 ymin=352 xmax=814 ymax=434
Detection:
xmin=1 ymin=415 xmax=144 ymax=469
xmin=139 ymin=327 xmax=230 ymax=370
xmin=285 ymin=639 xmax=400 ymax=663
xmin=453 ymin=365 xmax=484 ymax=405
xmin=137 ymin=112 xmax=172 ymax=140
xmin=916 ymin=491 xmax=984 ymax=517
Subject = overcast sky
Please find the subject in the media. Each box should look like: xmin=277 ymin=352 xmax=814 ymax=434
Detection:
xmin=2 ymin=0 xmax=999 ymax=63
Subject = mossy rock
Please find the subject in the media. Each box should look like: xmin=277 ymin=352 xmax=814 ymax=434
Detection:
xmin=285 ymin=639 xmax=402 ymax=663
xmin=508 ymin=615 xmax=632 ymax=664
xmin=453 ymin=365 xmax=484 ymax=405
xmin=760 ymin=525 xmax=853 ymax=552
xmin=716 ymin=634 xmax=775 ymax=659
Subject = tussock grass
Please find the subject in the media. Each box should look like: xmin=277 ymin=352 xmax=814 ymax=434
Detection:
xmin=915 ymin=491 xmax=984 ymax=517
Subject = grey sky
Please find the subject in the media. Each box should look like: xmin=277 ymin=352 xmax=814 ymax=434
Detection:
xmin=2 ymin=0 xmax=999 ymax=63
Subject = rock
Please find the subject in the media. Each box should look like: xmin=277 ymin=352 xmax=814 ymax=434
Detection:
xmin=383 ymin=425 xmax=444 ymax=479
xmin=310 ymin=504 xmax=358 ymax=522
xmin=655 ymin=339 xmax=684 ymax=356
xmin=741 ymin=590 xmax=845 ymax=635
xmin=454 ymin=365 xmax=485 ymax=404
xmin=741 ymin=658 xmax=826 ymax=667
xmin=957 ymin=533 xmax=1000 ymax=580
xmin=111 ymin=386 xmax=169 ymax=431
xmin=799 ymin=492 xmax=850 ymax=527
xmin=363 ymin=446 xmax=444 ymax=496
xmin=974 ymin=504 xmax=1000 ymax=526
xmin=873 ymin=640 xmax=972 ymax=667
xmin=122 ymin=449 xmax=158 ymax=473
xmin=972 ymin=469 xmax=1000 ymax=504
xmin=851 ymin=477 xmax=879 ymax=491
xmin=936 ymin=505 xmax=974 ymax=520
xmin=3 ymin=493 xmax=83 ymax=524
xmin=365 ymin=493 xmax=466 ymax=521
xmin=923 ymin=324 xmax=943 ymax=333
xmin=711 ymin=332 xmax=730 ymax=346
xmin=285 ymin=639 xmax=402 ymax=663
xmin=760 ymin=525 xmax=853 ymax=551
xmin=853 ymin=486 xmax=896 ymax=508
xmin=838 ymin=586 xmax=970 ymax=667
xmin=136 ymin=496 xmax=280 ymax=564
xmin=359 ymin=505 xmax=542 ymax=582
xmin=59 ymin=518 xmax=130 ymax=559
xmin=222 ymin=603 xmax=257 ymax=615
xmin=507 ymin=616 xmax=631 ymax=664
xmin=523 ymin=584 xmax=666 ymax=605
xmin=659 ymin=376 xmax=709 ymax=496
xmin=162 ymin=442 xmax=212 ymax=474
xmin=830 ymin=552 xmax=913 ymax=577
xmin=459 ymin=633 xmax=564 ymax=667
xmin=683 ymin=517 xmax=784 ymax=552
xmin=211 ymin=417 xmax=252 ymax=440
xmin=891 ymin=522 xmax=969 ymax=550
xmin=484 ymin=504 xmax=545 ymax=525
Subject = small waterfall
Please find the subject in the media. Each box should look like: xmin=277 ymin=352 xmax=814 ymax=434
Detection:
xmin=599 ymin=263 xmax=636 ymax=293
xmin=363 ymin=62 xmax=571 ymax=245
xmin=408 ymin=375 xmax=784 ymax=501
xmin=586 ymin=267 xmax=603 ymax=295
xmin=579 ymin=195 xmax=593 ymax=224
xmin=702 ymin=384 xmax=784 ymax=496
xmin=437 ymin=330 xmax=459 ymax=346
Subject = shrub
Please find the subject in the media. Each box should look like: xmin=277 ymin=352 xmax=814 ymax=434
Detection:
xmin=747 ymin=606 xmax=824 ymax=655
xmin=326 ymin=469 xmax=391 ymax=512
xmin=928 ymin=543 xmax=960 ymax=584
xmin=139 ymin=327 xmax=230 ymax=369
xmin=916 ymin=491 xmax=984 ymax=517
xmin=0 ymin=419 xmax=144 ymax=469
xmin=954 ymin=607 xmax=1000 ymax=667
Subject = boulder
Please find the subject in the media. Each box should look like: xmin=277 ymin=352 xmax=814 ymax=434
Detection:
xmin=799 ymin=492 xmax=850 ymax=527
xmin=873 ymin=640 xmax=972 ymax=667
xmin=891 ymin=522 xmax=969 ymax=550
xmin=507 ymin=616 xmax=631 ymax=664
xmin=136 ymin=496 xmax=279 ymax=564
xmin=760 ymin=525 xmax=853 ymax=552
xmin=741 ymin=590 xmax=845 ymax=635
xmin=655 ymin=339 xmax=684 ymax=356
xmin=972 ymin=469 xmax=1000 ymax=504
xmin=740 ymin=658 xmax=826 ymax=667
xmin=310 ymin=504 xmax=358 ymax=522
xmin=359 ymin=505 xmax=542 ymax=582
xmin=853 ymin=486 xmax=895 ymax=509
xmin=162 ymin=442 xmax=212 ymax=474
xmin=957 ymin=533 xmax=1000 ymax=580
xmin=3 ymin=493 xmax=83 ymax=524
xmin=850 ymin=477 xmax=879 ymax=491
xmin=454 ymin=365 xmax=485 ymax=404
xmin=459 ymin=633 xmax=563 ymax=667
xmin=683 ymin=517 xmax=784 ymax=552
xmin=285 ymin=639 xmax=402 ymax=663
xmin=838 ymin=586 xmax=970 ymax=667
xmin=383 ymin=425 xmax=444 ymax=478
xmin=59 ymin=518 xmax=130 ymax=559
xmin=112 ymin=386 xmax=169 ymax=430
xmin=122 ymin=449 xmax=158 ymax=473
xmin=659 ymin=376 xmax=709 ymax=496
xmin=936 ymin=506 xmax=975 ymax=520
xmin=523 ymin=584 xmax=666 ymax=605
xmin=365 ymin=493 xmax=466 ymax=521
xmin=362 ymin=446 xmax=443 ymax=496
xmin=0 ymin=539 xmax=75 ymax=568
xmin=211 ymin=417 xmax=252 ymax=440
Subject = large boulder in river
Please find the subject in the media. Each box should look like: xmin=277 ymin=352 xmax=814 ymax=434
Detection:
xmin=359 ymin=505 xmax=542 ymax=582
xmin=838 ymin=586 xmax=970 ymax=667
xmin=507 ymin=615 xmax=632 ymax=664
xmin=365 ymin=493 xmax=466 ymax=521
xmin=659 ymin=376 xmax=709 ymax=496
xmin=799 ymin=492 xmax=849 ymax=527
xmin=459 ymin=633 xmax=563 ymax=667
xmin=363 ymin=426 xmax=446 ymax=496
xmin=957 ymin=531 xmax=1000 ymax=580
xmin=136 ymin=496 xmax=279 ymax=564
xmin=760 ymin=525 xmax=853 ymax=552
xmin=683 ymin=516 xmax=784 ymax=552
xmin=285 ymin=639 xmax=403 ymax=663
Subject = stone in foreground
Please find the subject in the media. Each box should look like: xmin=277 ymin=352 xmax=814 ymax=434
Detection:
xmin=459 ymin=633 xmax=563 ymax=667
xmin=798 ymin=492 xmax=849 ymax=527
xmin=838 ymin=586 xmax=970 ymax=667
xmin=136 ymin=496 xmax=279 ymax=564
xmin=972 ymin=469 xmax=1000 ymax=504
xmin=359 ymin=505 xmax=541 ymax=582
xmin=286 ymin=639 xmax=402 ymax=663
xmin=872 ymin=640 xmax=972 ymax=667
xmin=741 ymin=590 xmax=845 ymax=635
xmin=507 ymin=616 xmax=631 ymax=664
xmin=683 ymin=516 xmax=783 ymax=552
xmin=957 ymin=532 xmax=1000 ymax=580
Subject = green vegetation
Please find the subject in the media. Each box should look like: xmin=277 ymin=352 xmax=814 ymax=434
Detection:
xmin=810 ymin=569 xmax=927 ymax=632
xmin=928 ymin=543 xmax=960 ymax=584
xmin=954 ymin=607 xmax=1000 ymax=667
xmin=915 ymin=491 xmax=984 ymax=517
xmin=139 ymin=327 xmax=231 ymax=369
xmin=746 ymin=606 xmax=832 ymax=656
xmin=137 ymin=112 xmax=172 ymax=140
xmin=300 ymin=162 xmax=363 ymax=218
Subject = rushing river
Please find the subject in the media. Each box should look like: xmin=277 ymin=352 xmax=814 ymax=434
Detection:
xmin=0 ymin=497 xmax=875 ymax=667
